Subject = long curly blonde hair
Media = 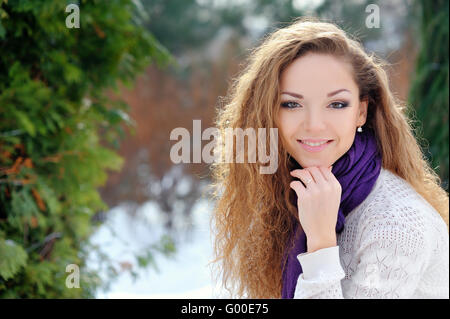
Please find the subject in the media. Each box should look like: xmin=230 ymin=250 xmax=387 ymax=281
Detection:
xmin=209 ymin=17 xmax=449 ymax=299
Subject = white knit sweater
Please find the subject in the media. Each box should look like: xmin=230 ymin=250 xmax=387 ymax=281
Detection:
xmin=293 ymin=167 xmax=449 ymax=299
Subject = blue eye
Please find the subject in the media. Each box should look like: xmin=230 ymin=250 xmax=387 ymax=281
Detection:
xmin=280 ymin=101 xmax=349 ymax=109
xmin=330 ymin=101 xmax=349 ymax=109
xmin=280 ymin=101 xmax=301 ymax=109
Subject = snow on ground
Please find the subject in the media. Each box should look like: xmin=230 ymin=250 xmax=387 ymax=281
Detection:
xmin=87 ymin=198 xmax=228 ymax=299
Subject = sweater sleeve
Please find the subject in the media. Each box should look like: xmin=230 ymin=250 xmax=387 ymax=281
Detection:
xmin=293 ymin=246 xmax=345 ymax=299
xmin=293 ymin=208 xmax=437 ymax=299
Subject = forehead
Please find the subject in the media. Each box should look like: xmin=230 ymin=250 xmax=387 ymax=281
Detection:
xmin=280 ymin=53 xmax=358 ymax=95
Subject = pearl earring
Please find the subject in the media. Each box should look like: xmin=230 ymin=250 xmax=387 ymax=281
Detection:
xmin=357 ymin=126 xmax=363 ymax=133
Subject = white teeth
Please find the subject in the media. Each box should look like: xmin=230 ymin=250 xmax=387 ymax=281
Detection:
xmin=302 ymin=140 xmax=328 ymax=147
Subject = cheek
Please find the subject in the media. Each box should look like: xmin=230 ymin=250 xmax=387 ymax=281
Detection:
xmin=277 ymin=113 xmax=297 ymax=152
xmin=333 ymin=110 xmax=359 ymax=134
xmin=335 ymin=128 xmax=357 ymax=156
xmin=277 ymin=112 xmax=294 ymax=137
xmin=278 ymin=127 xmax=292 ymax=150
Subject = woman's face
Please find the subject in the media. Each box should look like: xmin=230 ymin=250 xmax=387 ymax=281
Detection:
xmin=276 ymin=53 xmax=368 ymax=169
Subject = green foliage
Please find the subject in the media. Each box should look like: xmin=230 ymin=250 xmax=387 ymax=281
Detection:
xmin=0 ymin=0 xmax=170 ymax=298
xmin=135 ymin=235 xmax=176 ymax=271
xmin=0 ymin=238 xmax=28 ymax=280
xmin=408 ymin=0 xmax=449 ymax=191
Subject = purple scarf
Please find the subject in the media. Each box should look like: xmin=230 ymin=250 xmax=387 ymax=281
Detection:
xmin=281 ymin=128 xmax=382 ymax=298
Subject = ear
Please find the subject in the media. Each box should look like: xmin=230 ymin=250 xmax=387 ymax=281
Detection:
xmin=358 ymin=97 xmax=368 ymax=126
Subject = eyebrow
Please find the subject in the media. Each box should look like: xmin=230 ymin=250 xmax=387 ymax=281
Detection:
xmin=281 ymin=89 xmax=351 ymax=99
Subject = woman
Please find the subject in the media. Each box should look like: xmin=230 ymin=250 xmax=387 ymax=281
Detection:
xmin=210 ymin=17 xmax=449 ymax=298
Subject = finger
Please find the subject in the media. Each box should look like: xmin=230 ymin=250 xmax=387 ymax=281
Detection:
xmin=289 ymin=180 xmax=305 ymax=196
xmin=319 ymin=166 xmax=341 ymax=189
xmin=305 ymin=166 xmax=328 ymax=184
xmin=316 ymin=166 xmax=330 ymax=181
xmin=318 ymin=165 xmax=335 ymax=181
xmin=290 ymin=169 xmax=315 ymax=187
xmin=322 ymin=166 xmax=336 ymax=181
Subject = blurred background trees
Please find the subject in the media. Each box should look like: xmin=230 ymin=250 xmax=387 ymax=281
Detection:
xmin=1 ymin=0 xmax=447 ymax=298
xmin=407 ymin=0 xmax=449 ymax=190
xmin=99 ymin=0 xmax=435 ymax=220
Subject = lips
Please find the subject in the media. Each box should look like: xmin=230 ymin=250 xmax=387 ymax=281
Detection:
xmin=297 ymin=139 xmax=333 ymax=152
xmin=299 ymin=139 xmax=333 ymax=143
xmin=298 ymin=139 xmax=333 ymax=146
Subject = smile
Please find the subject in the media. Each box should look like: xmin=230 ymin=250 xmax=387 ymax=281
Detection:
xmin=297 ymin=139 xmax=333 ymax=152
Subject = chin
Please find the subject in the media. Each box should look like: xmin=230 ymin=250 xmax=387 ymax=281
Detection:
xmin=296 ymin=159 xmax=323 ymax=168
xmin=294 ymin=156 xmax=332 ymax=169
xmin=302 ymin=163 xmax=325 ymax=169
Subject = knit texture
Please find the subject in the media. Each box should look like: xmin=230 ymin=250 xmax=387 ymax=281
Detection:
xmin=293 ymin=167 xmax=449 ymax=299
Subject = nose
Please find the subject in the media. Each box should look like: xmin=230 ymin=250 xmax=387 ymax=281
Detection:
xmin=302 ymin=108 xmax=326 ymax=132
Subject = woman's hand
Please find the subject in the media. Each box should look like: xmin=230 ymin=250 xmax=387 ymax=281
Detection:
xmin=289 ymin=166 xmax=342 ymax=253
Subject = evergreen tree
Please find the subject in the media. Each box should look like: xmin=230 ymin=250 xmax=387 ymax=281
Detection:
xmin=408 ymin=0 xmax=449 ymax=191
xmin=0 ymin=0 xmax=170 ymax=297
